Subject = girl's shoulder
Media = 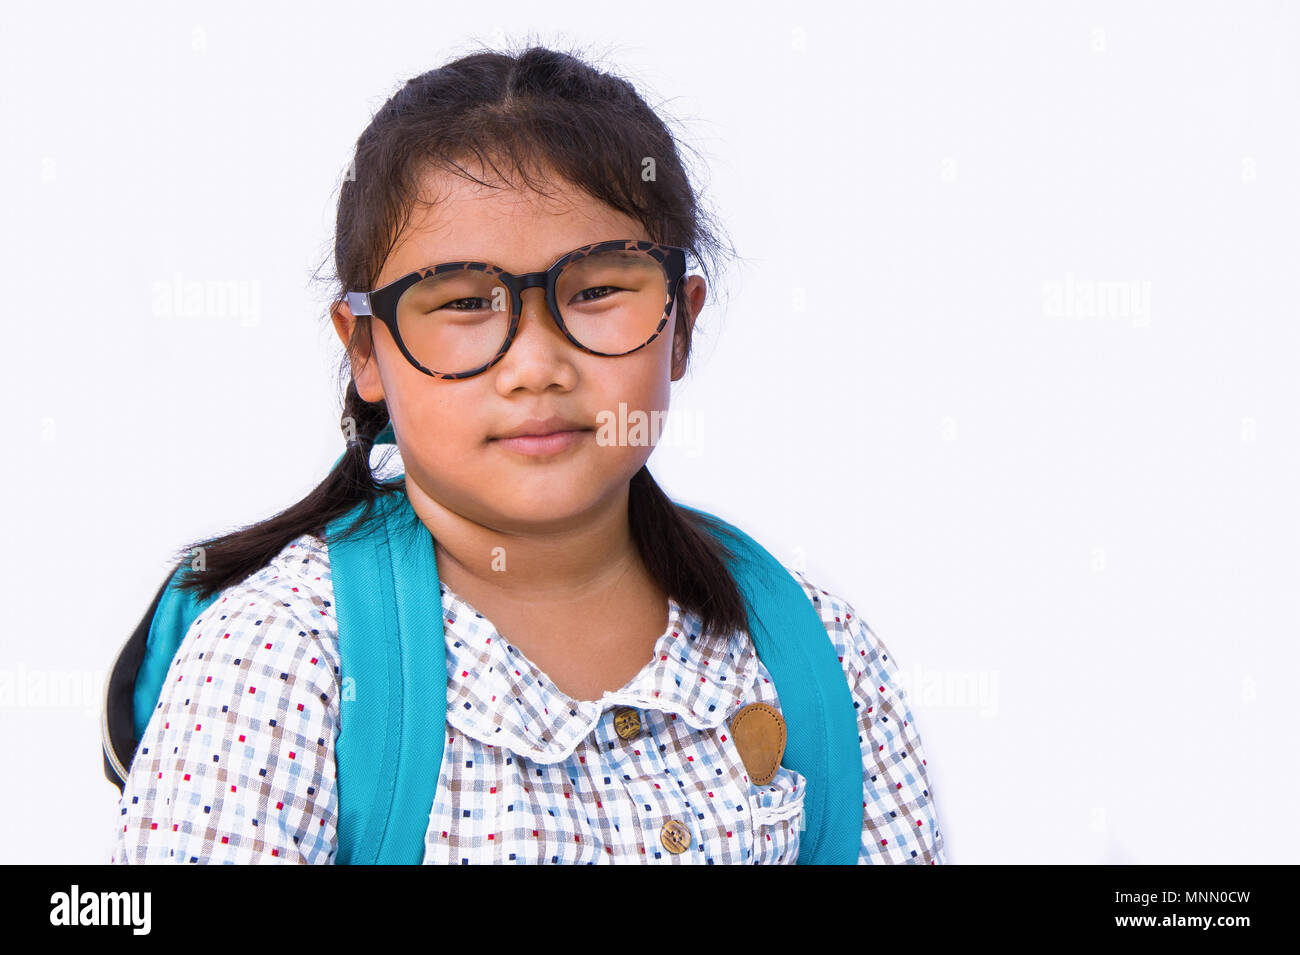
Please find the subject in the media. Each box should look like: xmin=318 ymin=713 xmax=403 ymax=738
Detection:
xmin=234 ymin=531 xmax=334 ymax=612
xmin=175 ymin=532 xmax=342 ymax=689
xmin=117 ymin=533 xmax=343 ymax=865
xmin=782 ymin=565 xmax=892 ymax=681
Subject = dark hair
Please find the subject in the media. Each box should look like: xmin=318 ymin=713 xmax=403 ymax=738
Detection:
xmin=167 ymin=42 xmax=749 ymax=642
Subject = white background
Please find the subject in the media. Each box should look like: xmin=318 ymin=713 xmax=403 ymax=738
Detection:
xmin=2 ymin=0 xmax=1297 ymax=864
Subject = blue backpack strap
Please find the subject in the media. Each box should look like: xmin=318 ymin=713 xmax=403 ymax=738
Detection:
xmin=132 ymin=563 xmax=223 ymax=742
xmin=678 ymin=504 xmax=863 ymax=864
xmin=326 ymin=486 xmax=446 ymax=864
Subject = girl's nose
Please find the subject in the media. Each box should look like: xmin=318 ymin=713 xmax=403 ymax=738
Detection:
xmin=492 ymin=287 xmax=578 ymax=388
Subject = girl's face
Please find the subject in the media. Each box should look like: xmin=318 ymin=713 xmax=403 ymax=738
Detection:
xmin=333 ymin=164 xmax=704 ymax=535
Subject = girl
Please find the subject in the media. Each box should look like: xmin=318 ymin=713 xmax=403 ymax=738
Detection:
xmin=109 ymin=45 xmax=946 ymax=865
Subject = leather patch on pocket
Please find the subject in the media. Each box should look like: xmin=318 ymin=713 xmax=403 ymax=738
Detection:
xmin=729 ymin=702 xmax=787 ymax=786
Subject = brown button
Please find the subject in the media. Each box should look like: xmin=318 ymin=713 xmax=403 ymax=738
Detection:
xmin=729 ymin=702 xmax=787 ymax=786
xmin=660 ymin=819 xmax=692 ymax=854
xmin=613 ymin=706 xmax=642 ymax=740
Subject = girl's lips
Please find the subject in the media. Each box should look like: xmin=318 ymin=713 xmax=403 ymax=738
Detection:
xmin=489 ymin=428 xmax=590 ymax=457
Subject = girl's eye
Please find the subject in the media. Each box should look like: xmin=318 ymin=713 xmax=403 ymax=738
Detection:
xmin=575 ymin=286 xmax=619 ymax=303
xmin=441 ymin=297 xmax=493 ymax=311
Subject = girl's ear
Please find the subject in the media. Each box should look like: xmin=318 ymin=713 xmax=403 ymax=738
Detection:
xmin=671 ymin=275 xmax=706 ymax=382
xmin=331 ymin=301 xmax=385 ymax=403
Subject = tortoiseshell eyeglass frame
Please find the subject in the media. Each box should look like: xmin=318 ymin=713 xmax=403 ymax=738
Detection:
xmin=343 ymin=239 xmax=689 ymax=380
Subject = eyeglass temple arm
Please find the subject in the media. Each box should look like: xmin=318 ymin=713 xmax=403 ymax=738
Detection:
xmin=345 ymin=292 xmax=373 ymax=317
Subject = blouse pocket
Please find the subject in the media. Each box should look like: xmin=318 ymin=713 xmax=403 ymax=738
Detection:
xmin=747 ymin=765 xmax=806 ymax=864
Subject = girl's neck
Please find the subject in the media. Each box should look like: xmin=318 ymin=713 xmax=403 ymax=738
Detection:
xmin=404 ymin=478 xmax=670 ymax=700
xmin=405 ymin=476 xmax=647 ymax=610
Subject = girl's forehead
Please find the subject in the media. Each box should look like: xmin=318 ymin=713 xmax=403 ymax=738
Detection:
xmin=380 ymin=169 xmax=646 ymax=282
xmin=413 ymin=161 xmax=607 ymax=223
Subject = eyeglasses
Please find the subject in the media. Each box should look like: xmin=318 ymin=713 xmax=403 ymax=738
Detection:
xmin=344 ymin=239 xmax=689 ymax=380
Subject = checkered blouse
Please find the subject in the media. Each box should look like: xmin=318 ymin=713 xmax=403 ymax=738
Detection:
xmin=109 ymin=531 xmax=946 ymax=864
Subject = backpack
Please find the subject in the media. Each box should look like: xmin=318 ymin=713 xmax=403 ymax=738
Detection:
xmin=102 ymin=433 xmax=863 ymax=864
